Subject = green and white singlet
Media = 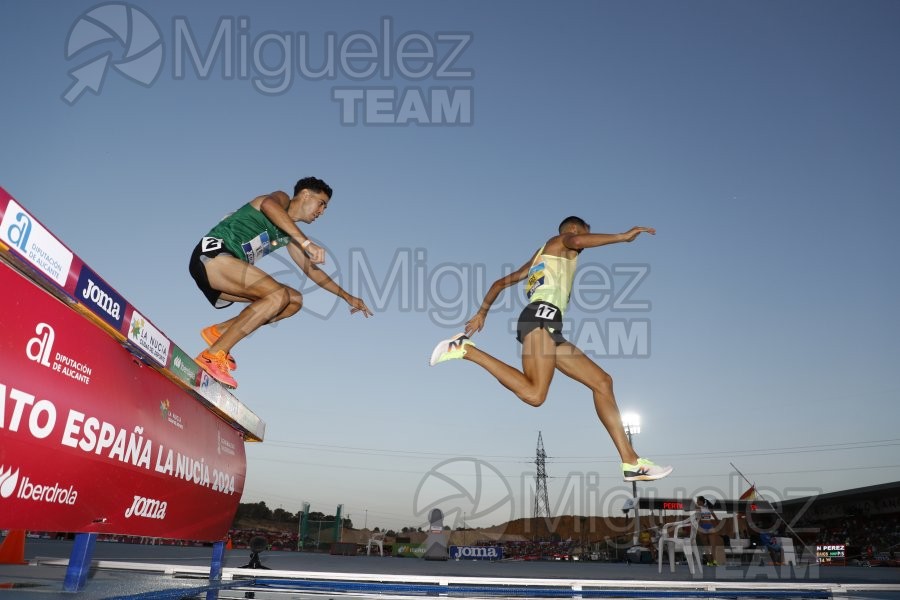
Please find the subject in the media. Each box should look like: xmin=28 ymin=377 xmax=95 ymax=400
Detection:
xmin=206 ymin=204 xmax=291 ymax=264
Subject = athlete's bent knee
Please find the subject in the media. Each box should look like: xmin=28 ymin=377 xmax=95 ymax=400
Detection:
xmin=261 ymin=286 xmax=294 ymax=317
xmin=591 ymin=371 xmax=613 ymax=396
xmin=598 ymin=371 xmax=612 ymax=389
xmin=278 ymin=288 xmax=303 ymax=318
xmin=520 ymin=388 xmax=548 ymax=407
xmin=287 ymin=288 xmax=303 ymax=310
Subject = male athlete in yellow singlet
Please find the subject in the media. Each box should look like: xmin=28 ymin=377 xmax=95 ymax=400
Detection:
xmin=430 ymin=216 xmax=671 ymax=482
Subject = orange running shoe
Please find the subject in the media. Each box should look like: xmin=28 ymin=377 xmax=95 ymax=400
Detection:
xmin=201 ymin=325 xmax=237 ymax=370
xmin=195 ymin=349 xmax=238 ymax=389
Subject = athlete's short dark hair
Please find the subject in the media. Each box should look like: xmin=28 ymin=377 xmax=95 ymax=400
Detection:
xmin=559 ymin=216 xmax=590 ymax=233
xmin=294 ymin=177 xmax=333 ymax=199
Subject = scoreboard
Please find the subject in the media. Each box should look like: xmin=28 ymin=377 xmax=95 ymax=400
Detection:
xmin=816 ymin=544 xmax=846 ymax=565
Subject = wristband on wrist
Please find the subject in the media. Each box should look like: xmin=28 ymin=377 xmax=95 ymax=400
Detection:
xmin=301 ymin=239 xmax=311 ymax=249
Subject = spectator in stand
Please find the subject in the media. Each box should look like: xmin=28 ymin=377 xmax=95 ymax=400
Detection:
xmin=759 ymin=529 xmax=784 ymax=565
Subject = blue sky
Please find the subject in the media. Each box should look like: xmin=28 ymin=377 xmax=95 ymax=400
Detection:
xmin=2 ymin=0 xmax=898 ymax=532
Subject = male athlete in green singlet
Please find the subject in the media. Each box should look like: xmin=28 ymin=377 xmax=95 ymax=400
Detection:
xmin=429 ymin=216 xmax=671 ymax=482
xmin=189 ymin=177 xmax=372 ymax=388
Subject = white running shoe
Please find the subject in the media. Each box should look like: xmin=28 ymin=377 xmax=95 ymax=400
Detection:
xmin=622 ymin=458 xmax=673 ymax=482
xmin=429 ymin=333 xmax=474 ymax=366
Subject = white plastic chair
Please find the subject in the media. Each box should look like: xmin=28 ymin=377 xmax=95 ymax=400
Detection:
xmin=725 ymin=538 xmax=751 ymax=566
xmin=367 ymin=531 xmax=385 ymax=556
xmin=658 ymin=511 xmax=703 ymax=575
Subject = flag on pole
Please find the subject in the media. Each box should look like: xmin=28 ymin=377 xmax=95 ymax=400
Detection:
xmin=739 ymin=485 xmax=757 ymax=501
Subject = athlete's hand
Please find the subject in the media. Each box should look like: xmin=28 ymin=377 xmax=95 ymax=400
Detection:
xmin=304 ymin=240 xmax=326 ymax=264
xmin=622 ymin=226 xmax=656 ymax=242
xmin=465 ymin=312 xmax=485 ymax=336
xmin=347 ymin=296 xmax=373 ymax=318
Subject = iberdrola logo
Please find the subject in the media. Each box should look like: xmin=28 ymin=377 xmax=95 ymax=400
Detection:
xmin=63 ymin=2 xmax=164 ymax=105
xmin=159 ymin=398 xmax=171 ymax=418
xmin=0 ymin=465 xmax=21 ymax=499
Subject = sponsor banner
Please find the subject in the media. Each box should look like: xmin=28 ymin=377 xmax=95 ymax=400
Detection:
xmin=393 ymin=543 xmax=426 ymax=558
xmin=0 ymin=263 xmax=246 ymax=540
xmin=0 ymin=187 xmax=264 ymax=442
xmin=24 ymin=321 xmax=94 ymax=387
xmin=449 ymin=545 xmax=504 ymax=560
xmin=170 ymin=347 xmax=200 ymax=388
xmin=0 ymin=195 xmax=74 ymax=288
xmin=74 ymin=265 xmax=127 ymax=331
xmin=127 ymin=310 xmax=171 ymax=368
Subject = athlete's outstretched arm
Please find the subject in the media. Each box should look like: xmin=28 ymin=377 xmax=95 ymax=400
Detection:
xmin=562 ymin=226 xmax=655 ymax=251
xmin=464 ymin=252 xmax=536 ymax=336
xmin=288 ymin=244 xmax=373 ymax=317
xmin=258 ymin=192 xmax=326 ymax=264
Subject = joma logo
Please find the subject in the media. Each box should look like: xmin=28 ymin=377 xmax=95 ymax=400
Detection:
xmin=81 ymin=278 xmax=121 ymax=321
xmin=124 ymin=495 xmax=167 ymax=519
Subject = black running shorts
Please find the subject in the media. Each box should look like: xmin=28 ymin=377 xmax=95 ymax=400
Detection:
xmin=188 ymin=237 xmax=235 ymax=309
xmin=516 ymin=301 xmax=566 ymax=345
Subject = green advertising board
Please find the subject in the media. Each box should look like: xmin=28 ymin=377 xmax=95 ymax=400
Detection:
xmin=393 ymin=543 xmax=426 ymax=558
xmin=170 ymin=346 xmax=200 ymax=387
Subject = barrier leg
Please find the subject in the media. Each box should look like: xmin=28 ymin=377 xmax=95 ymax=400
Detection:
xmin=207 ymin=540 xmax=225 ymax=600
xmin=63 ymin=533 xmax=97 ymax=592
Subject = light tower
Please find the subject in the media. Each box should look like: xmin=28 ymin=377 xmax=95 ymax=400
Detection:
xmin=621 ymin=413 xmax=641 ymax=546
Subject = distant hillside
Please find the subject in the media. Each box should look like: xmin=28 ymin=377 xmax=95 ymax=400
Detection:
xmin=232 ymin=514 xmax=654 ymax=544
xmin=481 ymin=515 xmax=640 ymax=541
xmin=233 ymin=517 xmax=299 ymax=533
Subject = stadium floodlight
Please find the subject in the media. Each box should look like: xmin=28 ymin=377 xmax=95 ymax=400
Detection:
xmin=622 ymin=412 xmax=641 ymax=546
xmin=622 ymin=413 xmax=641 ymax=437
